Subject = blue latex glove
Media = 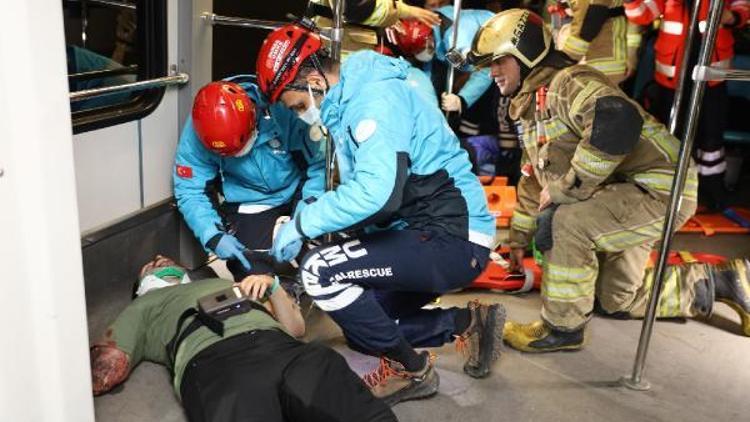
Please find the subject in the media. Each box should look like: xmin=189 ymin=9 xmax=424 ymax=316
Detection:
xmin=271 ymin=220 xmax=304 ymax=263
xmin=214 ymin=234 xmax=252 ymax=270
xmin=467 ymin=135 xmax=500 ymax=166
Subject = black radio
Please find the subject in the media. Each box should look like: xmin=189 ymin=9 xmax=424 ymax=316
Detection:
xmin=198 ymin=286 xmax=254 ymax=321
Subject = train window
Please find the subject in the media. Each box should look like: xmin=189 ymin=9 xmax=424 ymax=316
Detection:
xmin=63 ymin=0 xmax=167 ymax=133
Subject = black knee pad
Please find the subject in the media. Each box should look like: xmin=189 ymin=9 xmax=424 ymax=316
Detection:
xmin=534 ymin=205 xmax=558 ymax=253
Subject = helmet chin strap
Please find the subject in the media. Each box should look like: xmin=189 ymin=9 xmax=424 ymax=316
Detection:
xmin=518 ymin=56 xmax=533 ymax=84
xmin=308 ymin=52 xmax=331 ymax=92
xmin=308 ymin=81 xmax=326 ymax=97
xmin=287 ymin=72 xmax=328 ymax=97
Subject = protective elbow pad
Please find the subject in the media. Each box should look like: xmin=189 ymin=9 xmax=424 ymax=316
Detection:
xmin=590 ymin=96 xmax=643 ymax=155
xmin=343 ymin=0 xmax=376 ymax=23
xmin=580 ymin=5 xmax=610 ymax=41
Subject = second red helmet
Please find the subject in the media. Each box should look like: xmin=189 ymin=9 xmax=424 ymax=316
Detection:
xmin=256 ymin=23 xmax=324 ymax=103
xmin=393 ymin=19 xmax=434 ymax=57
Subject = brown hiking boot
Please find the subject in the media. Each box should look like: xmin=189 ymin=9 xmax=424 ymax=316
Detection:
xmin=362 ymin=352 xmax=439 ymax=406
xmin=455 ymin=300 xmax=507 ymax=378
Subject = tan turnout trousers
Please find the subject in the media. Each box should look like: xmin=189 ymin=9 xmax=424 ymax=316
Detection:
xmin=509 ymin=64 xmax=699 ymax=330
xmin=543 ymin=182 xmax=699 ymax=329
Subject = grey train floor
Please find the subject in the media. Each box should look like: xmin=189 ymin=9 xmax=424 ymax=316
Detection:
xmin=93 ymin=232 xmax=750 ymax=422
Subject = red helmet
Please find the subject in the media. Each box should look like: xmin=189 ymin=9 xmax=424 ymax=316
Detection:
xmin=192 ymin=82 xmax=257 ymax=156
xmin=256 ymin=23 xmax=324 ymax=103
xmin=394 ymin=19 xmax=434 ymax=56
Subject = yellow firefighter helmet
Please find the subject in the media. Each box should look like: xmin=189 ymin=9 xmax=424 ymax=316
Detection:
xmin=467 ymin=9 xmax=552 ymax=69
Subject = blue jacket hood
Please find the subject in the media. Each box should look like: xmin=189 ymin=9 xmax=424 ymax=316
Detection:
xmin=324 ymin=51 xmax=411 ymax=112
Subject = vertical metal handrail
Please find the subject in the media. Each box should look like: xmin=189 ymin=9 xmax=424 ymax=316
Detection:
xmin=620 ymin=0 xmax=726 ymax=391
xmin=322 ymin=0 xmax=346 ymax=244
xmin=445 ymin=0 xmax=463 ymax=117
xmin=668 ymin=0 xmax=703 ymax=135
xmin=81 ymin=0 xmax=89 ymax=48
xmin=330 ymin=0 xmax=346 ymax=62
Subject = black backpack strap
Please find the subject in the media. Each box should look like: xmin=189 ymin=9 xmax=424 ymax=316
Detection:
xmin=166 ymin=301 xmax=276 ymax=375
xmin=166 ymin=308 xmax=201 ymax=375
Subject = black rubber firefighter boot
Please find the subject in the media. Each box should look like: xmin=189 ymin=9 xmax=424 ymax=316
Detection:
xmin=712 ymin=259 xmax=750 ymax=336
xmin=691 ymin=273 xmax=715 ymax=317
xmin=456 ymin=301 xmax=507 ymax=378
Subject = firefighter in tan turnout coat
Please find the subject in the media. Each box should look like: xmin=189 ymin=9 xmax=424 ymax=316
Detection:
xmin=553 ymin=0 xmax=638 ymax=84
xmin=467 ymin=9 xmax=750 ymax=352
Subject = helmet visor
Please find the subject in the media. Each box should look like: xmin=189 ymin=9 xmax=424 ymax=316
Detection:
xmin=466 ymin=50 xmax=498 ymax=69
xmin=445 ymin=48 xmax=467 ymax=69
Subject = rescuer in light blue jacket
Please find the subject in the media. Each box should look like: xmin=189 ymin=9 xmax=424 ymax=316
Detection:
xmin=257 ymin=25 xmax=504 ymax=404
xmin=174 ymin=75 xmax=324 ymax=280
xmin=391 ymin=6 xmax=494 ymax=114
xmin=374 ymin=44 xmax=439 ymax=106
xmin=431 ymin=5 xmax=494 ymax=112
xmin=284 ymin=51 xmax=495 ymax=243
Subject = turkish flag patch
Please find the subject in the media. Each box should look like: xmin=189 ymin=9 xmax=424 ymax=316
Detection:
xmin=176 ymin=165 xmax=193 ymax=179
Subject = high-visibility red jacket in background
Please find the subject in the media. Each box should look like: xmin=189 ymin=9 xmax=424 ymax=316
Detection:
xmin=624 ymin=0 xmax=749 ymax=88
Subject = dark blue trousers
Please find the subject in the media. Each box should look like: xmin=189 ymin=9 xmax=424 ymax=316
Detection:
xmin=299 ymin=230 xmax=489 ymax=355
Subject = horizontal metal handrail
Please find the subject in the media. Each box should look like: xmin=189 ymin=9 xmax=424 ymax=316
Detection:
xmin=69 ymin=72 xmax=189 ymax=101
xmin=91 ymin=0 xmax=136 ymax=10
xmin=201 ymin=13 xmax=334 ymax=41
xmin=201 ymin=13 xmax=286 ymax=31
xmin=68 ymin=0 xmax=136 ymax=10
xmin=68 ymin=65 xmax=139 ymax=83
xmin=693 ymin=65 xmax=750 ymax=82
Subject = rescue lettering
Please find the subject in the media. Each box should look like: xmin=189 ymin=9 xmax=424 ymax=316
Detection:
xmin=267 ymin=39 xmax=291 ymax=72
xmin=332 ymin=267 xmax=394 ymax=282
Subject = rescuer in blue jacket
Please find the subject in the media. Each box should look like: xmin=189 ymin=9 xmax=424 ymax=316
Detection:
xmin=256 ymin=24 xmax=505 ymax=405
xmin=374 ymin=43 xmax=438 ymax=106
xmin=174 ymin=77 xmax=324 ymax=280
xmin=391 ymin=6 xmax=495 ymax=115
